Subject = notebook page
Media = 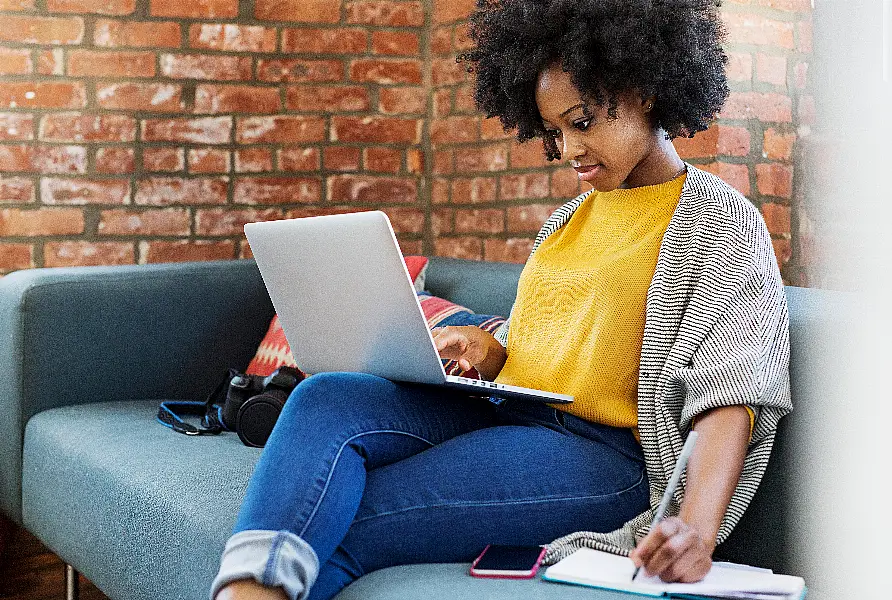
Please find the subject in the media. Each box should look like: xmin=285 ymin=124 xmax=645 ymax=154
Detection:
xmin=542 ymin=548 xmax=666 ymax=597
xmin=647 ymin=563 xmax=805 ymax=598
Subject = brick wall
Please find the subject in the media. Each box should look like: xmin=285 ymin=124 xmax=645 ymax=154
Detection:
xmin=0 ymin=0 xmax=813 ymax=285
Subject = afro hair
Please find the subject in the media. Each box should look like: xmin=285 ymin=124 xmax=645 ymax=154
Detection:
xmin=458 ymin=0 xmax=730 ymax=160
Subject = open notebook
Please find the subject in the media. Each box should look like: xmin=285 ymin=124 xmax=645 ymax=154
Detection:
xmin=543 ymin=548 xmax=806 ymax=600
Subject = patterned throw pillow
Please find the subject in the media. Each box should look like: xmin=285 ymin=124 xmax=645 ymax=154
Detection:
xmin=246 ymin=256 xmax=429 ymax=376
xmin=245 ymin=261 xmax=507 ymax=381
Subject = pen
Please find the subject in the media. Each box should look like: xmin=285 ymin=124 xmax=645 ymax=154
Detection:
xmin=631 ymin=430 xmax=699 ymax=582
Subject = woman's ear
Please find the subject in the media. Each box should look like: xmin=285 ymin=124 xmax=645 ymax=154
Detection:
xmin=643 ymin=95 xmax=656 ymax=112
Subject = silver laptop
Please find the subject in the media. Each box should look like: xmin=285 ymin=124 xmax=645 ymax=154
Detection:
xmin=243 ymin=211 xmax=572 ymax=405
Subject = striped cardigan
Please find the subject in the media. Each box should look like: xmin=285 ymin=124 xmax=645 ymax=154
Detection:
xmin=493 ymin=164 xmax=792 ymax=564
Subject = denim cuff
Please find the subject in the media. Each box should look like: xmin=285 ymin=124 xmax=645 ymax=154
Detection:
xmin=210 ymin=530 xmax=320 ymax=600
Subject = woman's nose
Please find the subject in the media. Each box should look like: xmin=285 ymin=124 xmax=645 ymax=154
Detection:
xmin=562 ymin=133 xmax=586 ymax=162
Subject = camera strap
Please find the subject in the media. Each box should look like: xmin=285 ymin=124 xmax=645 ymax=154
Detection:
xmin=156 ymin=369 xmax=237 ymax=436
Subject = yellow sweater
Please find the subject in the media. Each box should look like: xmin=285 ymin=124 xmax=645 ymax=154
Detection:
xmin=495 ymin=173 xmax=686 ymax=427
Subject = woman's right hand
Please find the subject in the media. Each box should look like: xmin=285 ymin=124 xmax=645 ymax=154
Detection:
xmin=431 ymin=325 xmax=507 ymax=381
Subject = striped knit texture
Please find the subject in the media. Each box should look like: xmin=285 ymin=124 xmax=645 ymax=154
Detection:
xmin=496 ymin=164 xmax=792 ymax=563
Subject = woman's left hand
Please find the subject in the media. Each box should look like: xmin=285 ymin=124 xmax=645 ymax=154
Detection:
xmin=628 ymin=517 xmax=713 ymax=583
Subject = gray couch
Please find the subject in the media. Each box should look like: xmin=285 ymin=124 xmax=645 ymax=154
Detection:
xmin=0 ymin=257 xmax=849 ymax=599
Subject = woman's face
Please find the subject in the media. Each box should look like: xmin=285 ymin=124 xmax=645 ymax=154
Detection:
xmin=535 ymin=63 xmax=667 ymax=191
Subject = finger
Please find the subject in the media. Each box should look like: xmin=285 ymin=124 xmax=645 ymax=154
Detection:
xmin=659 ymin=541 xmax=702 ymax=583
xmin=643 ymin=521 xmax=692 ymax=578
xmin=458 ymin=358 xmax=472 ymax=371
xmin=632 ymin=518 xmax=678 ymax=569
xmin=681 ymin=556 xmax=712 ymax=583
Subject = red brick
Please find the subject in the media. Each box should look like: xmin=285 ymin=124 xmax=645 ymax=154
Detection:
xmin=372 ymin=31 xmax=420 ymax=56
xmin=452 ymin=177 xmax=496 ymax=204
xmin=135 ymin=177 xmax=228 ymax=205
xmin=189 ymin=24 xmax=276 ymax=53
xmin=97 ymin=82 xmax=183 ymax=112
xmin=763 ymin=128 xmax=795 ymax=161
xmin=0 ymin=145 xmax=33 ymax=172
xmin=406 ymin=148 xmax=423 ymax=174
xmin=755 ymin=53 xmax=787 ymax=86
xmin=41 ymin=178 xmax=130 ymax=204
xmin=726 ymin=52 xmax=753 ymax=82
xmin=797 ymin=95 xmax=815 ymax=126
xmin=195 ymin=85 xmax=281 ymax=114
xmin=328 ymin=174 xmax=417 ymax=204
xmin=756 ymin=163 xmax=793 ymax=199
xmin=331 ymin=116 xmax=421 ymax=144
xmin=0 ymin=208 xmax=83 ymax=236
xmin=233 ymin=177 xmax=321 ymax=205
xmin=431 ymin=26 xmax=451 ymax=55
xmin=143 ymin=147 xmax=185 ymax=172
xmin=432 ymin=207 xmax=452 ymax=234
xmin=434 ymin=0 xmax=474 ymax=24
xmin=195 ymin=207 xmax=282 ymax=236
xmin=381 ymin=206 xmax=424 ymax=234
xmin=431 ymin=90 xmax=450 ymax=120
xmin=431 ymin=178 xmax=449 ymax=204
xmin=47 ymin=0 xmax=135 ymax=15
xmin=379 ymin=87 xmax=426 ymax=115
xmin=365 ymin=148 xmax=401 ymax=173
xmin=286 ymin=85 xmax=370 ymax=113
xmin=453 ymin=22 xmax=475 ymax=52
xmin=142 ymin=117 xmax=232 ymax=144
xmin=40 ymin=113 xmax=136 ymax=142
xmin=700 ymin=162 xmax=751 ymax=195
xmin=99 ymin=208 xmax=190 ymax=235
xmin=255 ymin=0 xmax=339 ymax=22
xmin=189 ymin=148 xmax=230 ymax=173
xmin=431 ymin=117 xmax=479 ymax=145
xmin=483 ymin=238 xmax=534 ymax=264
xmin=160 ymin=54 xmax=252 ymax=81
xmin=551 ymin=168 xmax=583 ymax=198
xmin=794 ymin=61 xmax=808 ymax=90
xmin=724 ymin=13 xmax=795 ymax=49
xmin=44 ymin=241 xmax=134 ymax=267
xmin=36 ymin=49 xmax=63 ymax=75
xmin=432 ymin=149 xmax=452 ymax=174
xmin=281 ymin=28 xmax=367 ymax=54
xmin=455 ymin=144 xmax=508 ymax=173
xmin=324 ymin=147 xmax=361 ymax=172
xmin=94 ymin=147 xmax=134 ymax=174
xmin=278 ymin=147 xmax=320 ymax=172
xmin=507 ymin=204 xmax=562 ymax=233
xmin=350 ymin=59 xmax=422 ymax=85
xmin=68 ymin=50 xmax=156 ymax=78
xmin=0 ymin=0 xmax=35 ymax=10
xmin=0 ymin=177 xmax=34 ymax=203
xmin=140 ymin=240 xmax=235 ymax=264
xmin=499 ymin=173 xmax=549 ymax=200
xmin=396 ymin=238 xmax=421 ymax=255
xmin=257 ymin=59 xmax=343 ymax=83
xmin=797 ymin=18 xmax=812 ymax=53
xmin=432 ymin=57 xmax=468 ymax=86
xmin=0 ymin=82 xmax=86 ymax=110
xmin=772 ymin=237 xmax=792 ymax=267
xmin=0 ymin=243 xmax=32 ymax=271
xmin=149 ymin=0 xmax=237 ymax=19
xmin=455 ymin=208 xmax=503 ymax=234
xmin=434 ymin=236 xmax=482 ymax=260
xmin=721 ymin=92 xmax=793 ymax=122
xmin=454 ymin=85 xmax=476 ymax=113
xmin=0 ymin=114 xmax=34 ymax=141
xmin=94 ymin=19 xmax=180 ymax=48
xmin=674 ymin=125 xmax=751 ymax=158
xmin=345 ymin=1 xmax=424 ymax=26
xmin=760 ymin=202 xmax=791 ymax=235
xmin=481 ymin=117 xmax=513 ymax=140
xmin=0 ymin=48 xmax=32 ymax=75
xmin=32 ymin=146 xmax=89 ymax=174
xmin=0 ymin=15 xmax=84 ymax=45
xmin=509 ymin=141 xmax=549 ymax=169
xmin=236 ymin=116 xmax=326 ymax=144
xmin=235 ymin=149 xmax=273 ymax=173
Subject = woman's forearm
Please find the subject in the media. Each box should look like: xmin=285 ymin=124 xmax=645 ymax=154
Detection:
xmin=678 ymin=405 xmax=751 ymax=550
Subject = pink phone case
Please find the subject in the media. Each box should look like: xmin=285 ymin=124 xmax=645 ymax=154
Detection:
xmin=468 ymin=545 xmax=548 ymax=579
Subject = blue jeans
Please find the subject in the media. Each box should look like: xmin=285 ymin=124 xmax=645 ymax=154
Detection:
xmin=211 ymin=372 xmax=649 ymax=600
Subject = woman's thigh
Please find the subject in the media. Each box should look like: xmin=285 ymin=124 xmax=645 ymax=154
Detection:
xmin=339 ymin=421 xmax=650 ymax=572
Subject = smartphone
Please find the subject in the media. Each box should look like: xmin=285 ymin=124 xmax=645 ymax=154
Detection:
xmin=469 ymin=544 xmax=548 ymax=579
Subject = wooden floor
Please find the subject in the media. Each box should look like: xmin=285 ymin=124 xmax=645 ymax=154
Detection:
xmin=0 ymin=517 xmax=109 ymax=600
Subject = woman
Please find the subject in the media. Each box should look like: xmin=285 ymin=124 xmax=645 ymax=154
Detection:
xmin=212 ymin=1 xmax=791 ymax=598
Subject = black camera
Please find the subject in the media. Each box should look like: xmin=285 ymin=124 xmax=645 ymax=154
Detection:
xmin=220 ymin=366 xmax=304 ymax=447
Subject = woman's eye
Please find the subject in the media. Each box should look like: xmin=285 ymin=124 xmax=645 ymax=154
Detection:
xmin=573 ymin=119 xmax=592 ymax=131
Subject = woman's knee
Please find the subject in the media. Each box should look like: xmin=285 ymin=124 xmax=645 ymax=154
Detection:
xmin=284 ymin=372 xmax=392 ymax=420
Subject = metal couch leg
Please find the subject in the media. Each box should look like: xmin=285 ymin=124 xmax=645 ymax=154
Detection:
xmin=65 ymin=563 xmax=80 ymax=600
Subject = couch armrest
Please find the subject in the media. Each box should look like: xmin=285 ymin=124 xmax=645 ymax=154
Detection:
xmin=0 ymin=259 xmax=274 ymax=523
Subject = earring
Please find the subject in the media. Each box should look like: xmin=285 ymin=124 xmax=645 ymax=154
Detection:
xmin=646 ymin=102 xmax=654 ymax=111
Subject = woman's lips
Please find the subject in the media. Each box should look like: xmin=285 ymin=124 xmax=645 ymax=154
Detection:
xmin=573 ymin=164 xmax=603 ymax=181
